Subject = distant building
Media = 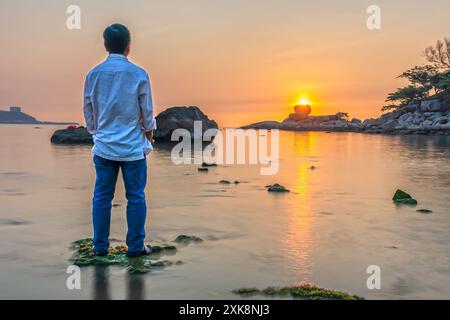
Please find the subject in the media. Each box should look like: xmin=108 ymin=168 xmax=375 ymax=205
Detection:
xmin=10 ymin=106 xmax=21 ymax=113
xmin=0 ymin=106 xmax=38 ymax=124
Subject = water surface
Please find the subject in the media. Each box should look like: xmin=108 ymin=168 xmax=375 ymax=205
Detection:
xmin=1 ymin=125 xmax=450 ymax=299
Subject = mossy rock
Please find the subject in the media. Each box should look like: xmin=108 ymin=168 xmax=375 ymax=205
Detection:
xmin=174 ymin=235 xmax=204 ymax=245
xmin=233 ymin=284 xmax=363 ymax=300
xmin=392 ymin=189 xmax=417 ymax=205
xmin=265 ymin=183 xmax=290 ymax=193
xmin=70 ymin=238 xmax=179 ymax=274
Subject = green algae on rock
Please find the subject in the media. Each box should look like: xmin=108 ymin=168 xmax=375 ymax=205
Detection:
xmin=70 ymin=238 xmax=179 ymax=273
xmin=174 ymin=235 xmax=204 ymax=245
xmin=265 ymin=183 xmax=290 ymax=193
xmin=233 ymin=284 xmax=363 ymax=300
xmin=392 ymin=189 xmax=418 ymax=205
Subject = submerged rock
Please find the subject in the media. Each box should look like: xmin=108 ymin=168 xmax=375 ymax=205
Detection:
xmin=392 ymin=189 xmax=418 ymax=205
xmin=201 ymin=162 xmax=217 ymax=167
xmin=174 ymin=235 xmax=204 ymax=244
xmin=233 ymin=284 xmax=363 ymax=300
xmin=219 ymin=180 xmax=231 ymax=184
xmin=198 ymin=167 xmax=209 ymax=172
xmin=416 ymin=209 xmax=432 ymax=214
xmin=265 ymin=183 xmax=290 ymax=193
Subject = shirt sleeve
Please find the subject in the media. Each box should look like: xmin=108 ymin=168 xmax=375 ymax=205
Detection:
xmin=82 ymin=74 xmax=95 ymax=134
xmin=138 ymin=73 xmax=157 ymax=132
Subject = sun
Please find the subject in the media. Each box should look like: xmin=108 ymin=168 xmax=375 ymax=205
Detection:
xmin=298 ymin=99 xmax=310 ymax=106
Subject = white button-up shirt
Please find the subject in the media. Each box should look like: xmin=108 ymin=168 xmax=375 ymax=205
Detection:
xmin=83 ymin=54 xmax=157 ymax=161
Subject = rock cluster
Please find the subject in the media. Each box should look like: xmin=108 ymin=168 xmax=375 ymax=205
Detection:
xmin=242 ymin=99 xmax=450 ymax=135
xmin=363 ymin=99 xmax=450 ymax=134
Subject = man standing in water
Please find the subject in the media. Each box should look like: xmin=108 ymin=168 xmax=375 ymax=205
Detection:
xmin=83 ymin=24 xmax=156 ymax=257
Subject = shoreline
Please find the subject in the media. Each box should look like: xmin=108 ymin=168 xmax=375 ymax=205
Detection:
xmin=240 ymin=99 xmax=450 ymax=136
xmin=239 ymin=125 xmax=450 ymax=136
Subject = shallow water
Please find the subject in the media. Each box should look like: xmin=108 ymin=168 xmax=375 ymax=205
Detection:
xmin=0 ymin=124 xmax=450 ymax=299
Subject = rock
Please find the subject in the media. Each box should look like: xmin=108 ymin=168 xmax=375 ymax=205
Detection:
xmin=198 ymin=167 xmax=208 ymax=172
xmin=153 ymin=106 xmax=218 ymax=142
xmin=219 ymin=180 xmax=231 ymax=184
xmin=174 ymin=235 xmax=204 ymax=244
xmin=416 ymin=209 xmax=432 ymax=214
xmin=380 ymin=109 xmax=405 ymax=122
xmin=241 ymin=121 xmax=284 ymax=130
xmin=310 ymin=165 xmax=317 ymax=170
xmin=309 ymin=115 xmax=339 ymax=122
xmin=398 ymin=112 xmax=412 ymax=124
xmin=201 ymin=162 xmax=217 ymax=167
xmin=289 ymin=112 xmax=309 ymax=121
xmin=289 ymin=104 xmax=312 ymax=121
xmin=51 ymin=127 xmax=93 ymax=144
xmin=420 ymin=99 xmax=445 ymax=112
xmin=392 ymin=189 xmax=417 ymax=205
xmin=403 ymin=103 xmax=419 ymax=113
xmin=265 ymin=183 xmax=290 ymax=193
xmin=294 ymin=104 xmax=312 ymax=115
xmin=362 ymin=118 xmax=379 ymax=128
xmin=70 ymin=238 xmax=183 ymax=273
xmin=381 ymin=119 xmax=399 ymax=130
xmin=233 ymin=284 xmax=363 ymax=300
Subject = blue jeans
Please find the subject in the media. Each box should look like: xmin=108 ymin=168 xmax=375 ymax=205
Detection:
xmin=92 ymin=155 xmax=147 ymax=255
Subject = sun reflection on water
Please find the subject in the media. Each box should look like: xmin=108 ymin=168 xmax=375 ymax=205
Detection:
xmin=281 ymin=132 xmax=317 ymax=277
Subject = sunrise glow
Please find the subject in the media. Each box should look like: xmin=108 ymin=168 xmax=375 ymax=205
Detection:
xmin=298 ymin=99 xmax=310 ymax=106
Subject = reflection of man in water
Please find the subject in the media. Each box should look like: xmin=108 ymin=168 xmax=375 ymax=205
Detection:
xmin=83 ymin=24 xmax=155 ymax=257
xmin=93 ymin=266 xmax=145 ymax=300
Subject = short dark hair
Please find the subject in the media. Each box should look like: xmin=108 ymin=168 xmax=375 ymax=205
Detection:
xmin=103 ymin=24 xmax=131 ymax=54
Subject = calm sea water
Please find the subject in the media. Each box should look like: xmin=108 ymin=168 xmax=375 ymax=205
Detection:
xmin=1 ymin=124 xmax=450 ymax=299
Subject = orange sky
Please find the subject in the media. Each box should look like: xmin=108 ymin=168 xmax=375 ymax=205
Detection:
xmin=1 ymin=0 xmax=449 ymax=127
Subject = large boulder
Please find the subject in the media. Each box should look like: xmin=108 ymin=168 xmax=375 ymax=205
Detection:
xmin=51 ymin=127 xmax=93 ymax=144
xmin=153 ymin=106 xmax=218 ymax=142
xmin=292 ymin=104 xmax=311 ymax=120
xmin=419 ymin=99 xmax=445 ymax=112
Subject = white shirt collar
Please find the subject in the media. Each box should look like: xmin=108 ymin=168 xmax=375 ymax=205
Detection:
xmin=107 ymin=54 xmax=128 ymax=61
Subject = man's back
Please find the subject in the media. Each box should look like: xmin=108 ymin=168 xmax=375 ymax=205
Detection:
xmin=84 ymin=23 xmax=155 ymax=257
xmin=83 ymin=54 xmax=156 ymax=162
